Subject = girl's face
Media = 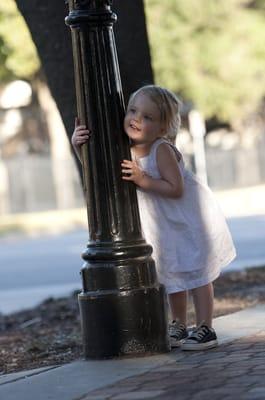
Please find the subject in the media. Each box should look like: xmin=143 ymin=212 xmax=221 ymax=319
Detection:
xmin=124 ymin=93 xmax=165 ymax=145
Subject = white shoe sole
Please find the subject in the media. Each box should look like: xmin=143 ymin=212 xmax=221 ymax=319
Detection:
xmin=170 ymin=337 xmax=187 ymax=348
xmin=181 ymin=339 xmax=218 ymax=351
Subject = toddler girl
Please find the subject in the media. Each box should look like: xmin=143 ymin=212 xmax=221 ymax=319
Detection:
xmin=72 ymin=85 xmax=236 ymax=351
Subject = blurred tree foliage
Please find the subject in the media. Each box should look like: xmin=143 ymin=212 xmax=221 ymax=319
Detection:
xmin=0 ymin=1 xmax=40 ymax=81
xmin=1 ymin=0 xmax=264 ymax=126
xmin=145 ymin=0 xmax=265 ymax=122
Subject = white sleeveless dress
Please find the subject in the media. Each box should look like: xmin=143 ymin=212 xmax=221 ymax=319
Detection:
xmin=133 ymin=138 xmax=236 ymax=294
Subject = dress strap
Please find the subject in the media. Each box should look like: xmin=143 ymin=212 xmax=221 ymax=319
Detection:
xmin=151 ymin=138 xmax=183 ymax=163
xmin=149 ymin=138 xmax=166 ymax=155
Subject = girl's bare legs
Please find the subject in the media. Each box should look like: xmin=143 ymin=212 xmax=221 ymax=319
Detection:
xmin=168 ymin=291 xmax=187 ymax=325
xmin=191 ymin=283 xmax=214 ymax=327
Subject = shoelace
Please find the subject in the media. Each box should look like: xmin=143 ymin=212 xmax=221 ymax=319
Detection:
xmin=190 ymin=325 xmax=209 ymax=340
xmin=169 ymin=323 xmax=186 ymax=337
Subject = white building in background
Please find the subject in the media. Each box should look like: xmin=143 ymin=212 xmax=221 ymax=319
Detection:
xmin=0 ymin=80 xmax=32 ymax=109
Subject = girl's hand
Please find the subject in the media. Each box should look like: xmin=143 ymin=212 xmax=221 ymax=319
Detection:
xmin=122 ymin=144 xmax=184 ymax=198
xmin=71 ymin=117 xmax=91 ymax=161
xmin=71 ymin=117 xmax=91 ymax=148
xmin=121 ymin=159 xmax=146 ymax=187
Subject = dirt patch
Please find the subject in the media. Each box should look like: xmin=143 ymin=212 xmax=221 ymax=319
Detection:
xmin=0 ymin=266 xmax=264 ymax=375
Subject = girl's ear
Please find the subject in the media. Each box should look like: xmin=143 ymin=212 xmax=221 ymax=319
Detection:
xmin=160 ymin=124 xmax=167 ymax=134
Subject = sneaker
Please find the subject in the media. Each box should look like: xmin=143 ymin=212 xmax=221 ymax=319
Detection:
xmin=181 ymin=323 xmax=218 ymax=351
xmin=169 ymin=321 xmax=189 ymax=348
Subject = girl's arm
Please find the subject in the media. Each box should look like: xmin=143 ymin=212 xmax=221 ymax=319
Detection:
xmin=121 ymin=143 xmax=184 ymax=198
xmin=71 ymin=117 xmax=90 ymax=162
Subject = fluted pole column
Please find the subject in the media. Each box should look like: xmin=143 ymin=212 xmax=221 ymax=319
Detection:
xmin=65 ymin=0 xmax=169 ymax=359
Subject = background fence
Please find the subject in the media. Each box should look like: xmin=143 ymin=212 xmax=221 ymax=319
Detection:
xmin=0 ymin=155 xmax=84 ymax=214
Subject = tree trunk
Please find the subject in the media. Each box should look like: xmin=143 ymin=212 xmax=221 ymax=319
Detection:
xmin=112 ymin=0 xmax=154 ymax=102
xmin=14 ymin=1 xmax=153 ymax=157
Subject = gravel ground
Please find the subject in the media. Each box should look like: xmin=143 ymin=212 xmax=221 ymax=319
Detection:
xmin=0 ymin=266 xmax=264 ymax=375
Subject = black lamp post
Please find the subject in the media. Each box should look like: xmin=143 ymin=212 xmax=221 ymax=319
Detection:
xmin=65 ymin=0 xmax=169 ymax=359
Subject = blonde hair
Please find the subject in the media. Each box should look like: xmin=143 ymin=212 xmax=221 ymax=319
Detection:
xmin=127 ymin=85 xmax=181 ymax=143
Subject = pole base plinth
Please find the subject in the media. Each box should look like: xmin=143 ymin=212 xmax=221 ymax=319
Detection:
xmin=78 ymin=285 xmax=170 ymax=359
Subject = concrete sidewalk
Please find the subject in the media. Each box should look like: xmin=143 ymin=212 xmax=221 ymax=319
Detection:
xmin=0 ymin=305 xmax=264 ymax=400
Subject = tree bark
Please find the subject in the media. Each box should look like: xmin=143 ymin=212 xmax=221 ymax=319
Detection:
xmin=112 ymin=0 xmax=154 ymax=102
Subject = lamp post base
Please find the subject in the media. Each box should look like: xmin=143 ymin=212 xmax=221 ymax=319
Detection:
xmin=79 ymin=284 xmax=170 ymax=359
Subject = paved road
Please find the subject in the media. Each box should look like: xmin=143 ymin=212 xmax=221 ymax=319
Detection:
xmin=0 ymin=214 xmax=264 ymax=314
xmin=226 ymin=214 xmax=265 ymax=270
xmin=0 ymin=230 xmax=86 ymax=314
